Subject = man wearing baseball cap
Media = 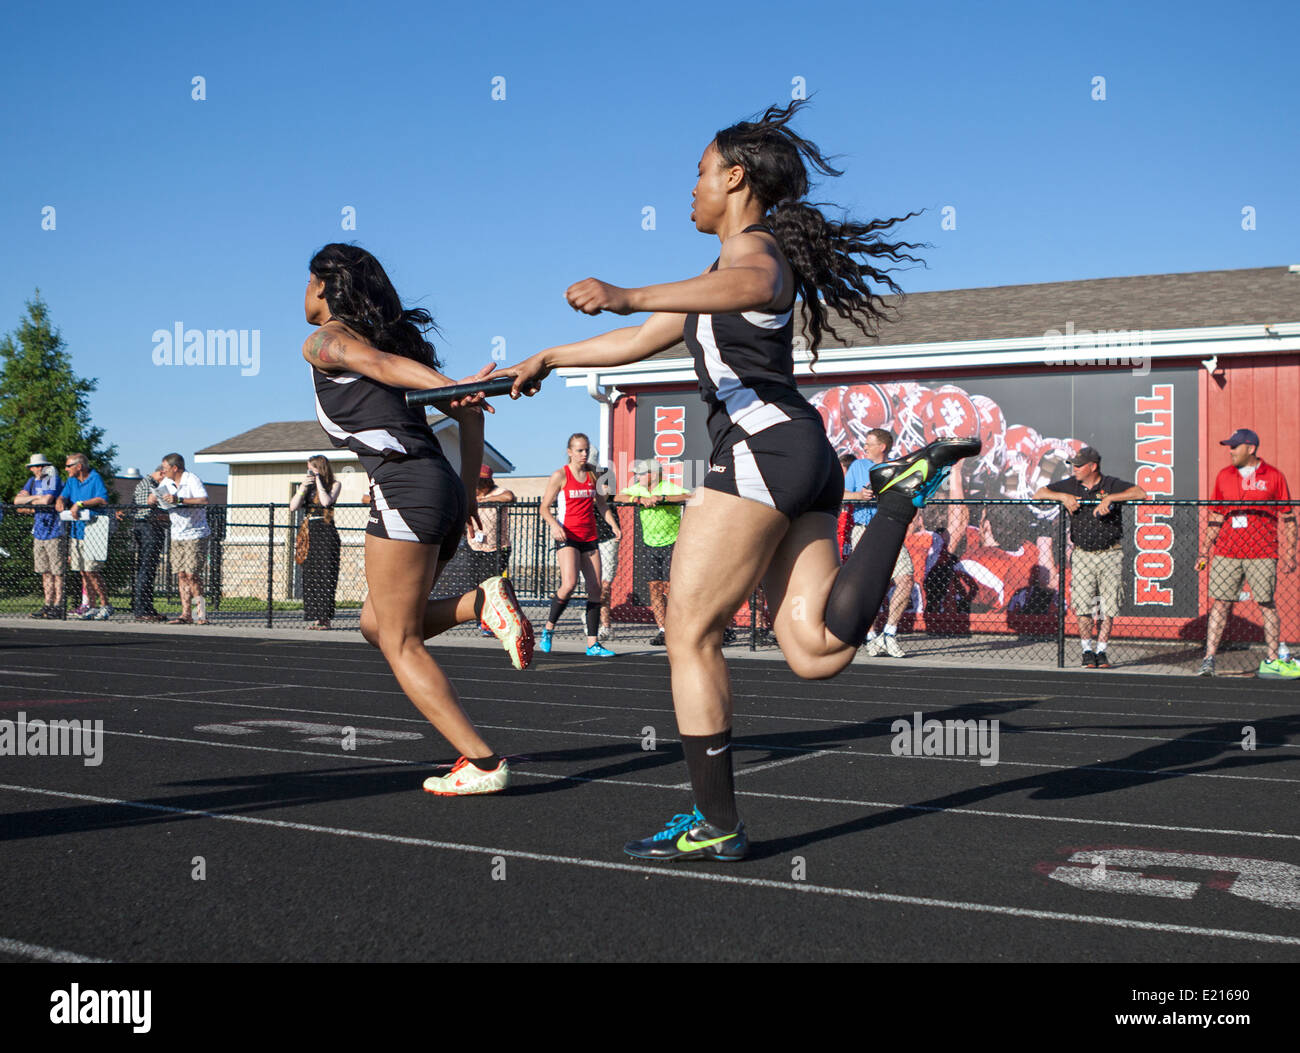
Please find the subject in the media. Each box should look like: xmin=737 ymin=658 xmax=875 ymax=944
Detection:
xmin=1197 ymin=429 xmax=1298 ymax=678
xmin=1035 ymin=446 xmax=1146 ymax=668
xmin=12 ymin=454 xmax=66 ymax=618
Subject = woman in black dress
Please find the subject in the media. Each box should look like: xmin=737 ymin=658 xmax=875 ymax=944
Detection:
xmin=290 ymin=455 xmax=341 ymax=629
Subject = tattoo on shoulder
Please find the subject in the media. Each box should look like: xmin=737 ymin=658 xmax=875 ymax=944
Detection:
xmin=305 ymin=330 xmax=348 ymax=367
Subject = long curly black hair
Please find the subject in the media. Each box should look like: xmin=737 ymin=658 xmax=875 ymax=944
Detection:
xmin=714 ymin=100 xmax=924 ymax=359
xmin=308 ymin=243 xmax=441 ymax=369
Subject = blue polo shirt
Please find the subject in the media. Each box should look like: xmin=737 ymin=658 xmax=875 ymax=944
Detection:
xmin=22 ymin=473 xmax=66 ymax=539
xmin=844 ymin=458 xmax=878 ymax=526
xmin=61 ymin=470 xmax=108 ymax=540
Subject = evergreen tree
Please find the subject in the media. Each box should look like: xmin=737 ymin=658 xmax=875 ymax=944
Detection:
xmin=0 ymin=293 xmax=117 ymax=503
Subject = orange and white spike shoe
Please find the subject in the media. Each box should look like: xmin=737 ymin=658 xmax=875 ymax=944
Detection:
xmin=423 ymin=756 xmax=510 ymax=796
xmin=478 ymin=575 xmax=534 ymax=671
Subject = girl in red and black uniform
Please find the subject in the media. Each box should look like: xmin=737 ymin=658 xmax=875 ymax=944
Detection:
xmin=539 ymin=432 xmax=620 ymax=656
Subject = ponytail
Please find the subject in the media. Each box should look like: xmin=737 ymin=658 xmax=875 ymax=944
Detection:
xmin=715 ymin=100 xmax=926 ymax=362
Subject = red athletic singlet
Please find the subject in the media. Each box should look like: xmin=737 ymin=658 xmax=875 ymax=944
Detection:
xmin=555 ymin=465 xmax=597 ymax=543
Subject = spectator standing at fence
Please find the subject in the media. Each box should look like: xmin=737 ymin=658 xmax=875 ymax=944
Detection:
xmin=467 ymin=465 xmax=515 ymax=634
xmin=117 ymin=468 xmax=168 ymax=622
xmin=1034 ymin=446 xmax=1146 ymax=669
xmin=843 ymin=428 xmax=916 ymax=657
xmin=152 ymin=453 xmax=209 ymax=625
xmin=14 ymin=453 xmax=66 ymax=619
xmin=538 ymin=433 xmax=620 ymax=657
xmin=290 ymin=456 xmax=342 ymax=630
xmin=1196 ymin=428 xmax=1299 ymax=678
xmin=588 ymin=464 xmax=621 ymax=643
xmin=621 ymin=458 xmax=691 ymax=646
xmin=54 ymin=453 xmax=111 ymax=619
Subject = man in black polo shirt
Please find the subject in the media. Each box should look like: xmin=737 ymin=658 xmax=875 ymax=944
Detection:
xmin=1035 ymin=447 xmax=1146 ymax=668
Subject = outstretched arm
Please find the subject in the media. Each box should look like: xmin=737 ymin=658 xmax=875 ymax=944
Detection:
xmin=497 ymin=309 xmax=688 ymax=398
xmin=567 ymin=233 xmax=786 ymax=316
xmin=304 ymin=323 xmax=495 ymax=419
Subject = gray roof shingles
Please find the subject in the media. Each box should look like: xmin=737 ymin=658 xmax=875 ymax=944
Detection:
xmin=648 ymin=265 xmax=1300 ymax=359
xmin=198 ymin=413 xmax=458 ymax=458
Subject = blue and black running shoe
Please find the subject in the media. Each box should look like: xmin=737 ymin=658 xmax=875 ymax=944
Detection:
xmin=869 ymin=437 xmax=982 ymax=508
xmin=623 ymin=807 xmax=748 ymax=862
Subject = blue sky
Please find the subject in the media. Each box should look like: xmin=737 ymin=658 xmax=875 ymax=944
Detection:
xmin=2 ymin=0 xmax=1296 ymax=483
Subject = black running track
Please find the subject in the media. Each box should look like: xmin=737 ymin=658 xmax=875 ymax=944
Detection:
xmin=1 ymin=624 xmax=1297 ymax=970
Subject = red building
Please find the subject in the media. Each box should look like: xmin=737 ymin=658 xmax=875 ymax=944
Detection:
xmin=558 ymin=265 xmax=1300 ymax=642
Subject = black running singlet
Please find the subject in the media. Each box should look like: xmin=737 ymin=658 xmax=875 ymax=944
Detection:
xmin=681 ymin=225 xmax=821 ymax=454
xmin=312 ymin=365 xmax=445 ymax=473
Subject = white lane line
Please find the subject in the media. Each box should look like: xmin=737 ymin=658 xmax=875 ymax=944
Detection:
xmin=105 ymin=729 xmax=424 ymax=765
xmin=0 ymin=670 xmax=56 ymax=678
xmin=85 ymin=714 xmax=1300 ymax=788
xmin=9 ymin=650 xmax=1299 ymax=728
xmin=2 ymin=781 xmax=1297 ymax=948
xmin=521 ymin=768 xmax=1300 ymax=842
xmin=674 ymin=749 xmax=836 ymax=789
xmin=0 ymin=935 xmax=110 ymax=963
xmin=17 ymin=696 xmax=1296 ymax=790
xmin=11 ymin=731 xmax=1298 ymax=844
xmin=8 ymin=675 xmax=1297 ymax=756
xmin=13 ymin=652 xmax=1296 ymax=714
xmin=140 ymin=685 xmax=309 ymax=698
xmin=0 ymin=629 xmax=1267 ymax=685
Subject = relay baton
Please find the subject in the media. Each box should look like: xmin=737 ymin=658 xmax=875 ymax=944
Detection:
xmin=404 ymin=375 xmax=524 ymax=408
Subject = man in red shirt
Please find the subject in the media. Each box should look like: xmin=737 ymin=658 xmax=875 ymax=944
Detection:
xmin=1197 ymin=428 xmax=1298 ymax=678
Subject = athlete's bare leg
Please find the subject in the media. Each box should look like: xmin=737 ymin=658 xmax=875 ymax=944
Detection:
xmin=761 ymin=511 xmax=859 ymax=679
xmin=545 ymin=546 xmax=582 ymax=631
xmin=359 ymin=534 xmax=493 ymax=758
xmin=579 ymin=548 xmax=603 ymax=646
xmin=665 ymin=489 xmax=789 ymax=735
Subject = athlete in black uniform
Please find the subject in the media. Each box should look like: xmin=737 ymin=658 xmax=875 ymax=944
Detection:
xmin=303 ymin=243 xmax=533 ymax=796
xmin=498 ymin=103 xmax=979 ymax=856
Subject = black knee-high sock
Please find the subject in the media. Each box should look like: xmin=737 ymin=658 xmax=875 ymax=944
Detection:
xmin=824 ymin=490 xmax=915 ymax=647
xmin=681 ymin=730 xmax=738 ymax=830
xmin=585 ymin=600 xmax=601 ymax=637
xmin=472 ymin=586 xmax=485 ymax=623
xmin=547 ymin=594 xmax=570 ymax=626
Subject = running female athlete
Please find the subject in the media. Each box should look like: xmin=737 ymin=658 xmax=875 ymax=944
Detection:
xmin=302 ymin=243 xmax=533 ymax=796
xmin=499 ymin=102 xmax=979 ymax=857
xmin=538 ymin=432 xmax=621 ymax=657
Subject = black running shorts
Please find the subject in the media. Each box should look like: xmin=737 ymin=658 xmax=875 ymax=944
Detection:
xmin=367 ymin=455 xmax=466 ymax=563
xmin=644 ymin=544 xmax=674 ymax=580
xmin=702 ymin=418 xmax=843 ymax=520
xmin=555 ymin=537 xmax=599 ymax=555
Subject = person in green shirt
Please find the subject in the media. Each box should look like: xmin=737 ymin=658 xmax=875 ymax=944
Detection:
xmin=621 ymin=459 xmax=692 ymax=645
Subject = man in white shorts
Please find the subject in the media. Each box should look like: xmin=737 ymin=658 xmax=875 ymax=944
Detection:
xmin=153 ymin=453 xmax=209 ymax=624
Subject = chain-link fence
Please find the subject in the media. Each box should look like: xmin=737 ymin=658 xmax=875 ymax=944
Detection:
xmin=2 ymin=499 xmax=1295 ymax=675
